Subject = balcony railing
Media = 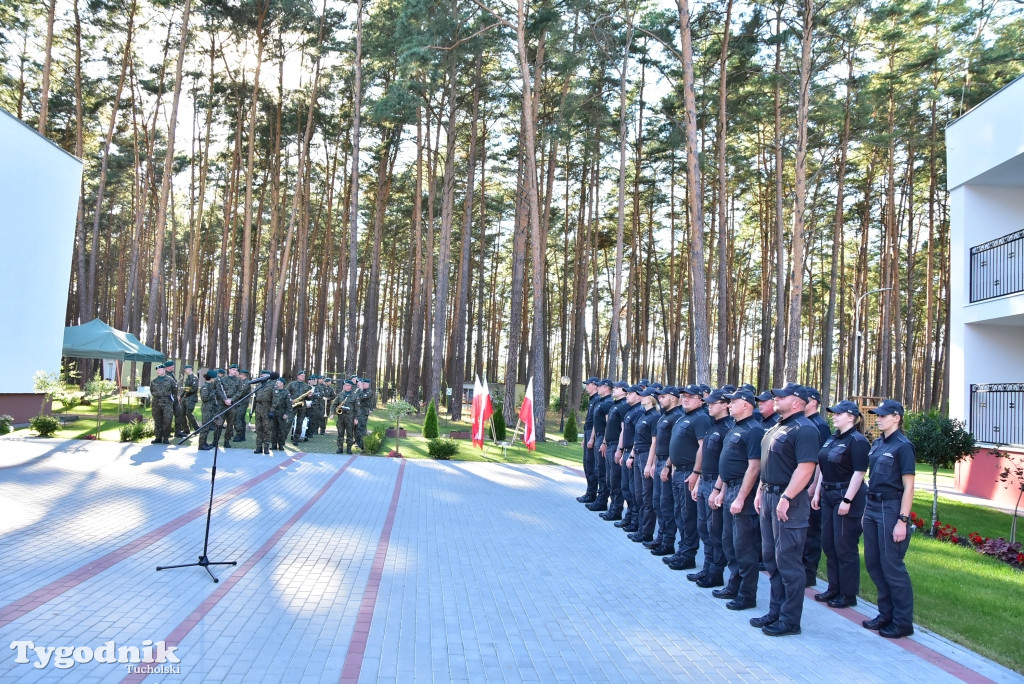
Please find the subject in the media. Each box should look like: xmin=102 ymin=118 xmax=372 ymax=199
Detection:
xmin=970 ymin=229 xmax=1024 ymax=302
xmin=970 ymin=383 xmax=1024 ymax=447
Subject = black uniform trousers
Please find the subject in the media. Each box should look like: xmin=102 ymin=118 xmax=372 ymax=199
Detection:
xmin=863 ymin=497 xmax=913 ymax=629
xmin=820 ymin=486 xmax=864 ymax=600
xmin=697 ymin=475 xmax=725 ymax=578
xmin=620 ymin=456 xmax=634 ymax=521
xmin=760 ymin=489 xmax=810 ymax=626
xmin=803 ymin=505 xmax=823 ymax=585
xmin=671 ymin=469 xmax=700 ymax=562
xmin=722 ymin=483 xmax=760 ymax=602
xmin=582 ymin=427 xmax=598 ymax=497
xmin=607 ymin=446 xmax=623 ymax=514
xmin=634 ymin=450 xmax=656 ymax=539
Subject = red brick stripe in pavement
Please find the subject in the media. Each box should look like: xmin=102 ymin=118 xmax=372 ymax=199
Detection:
xmin=120 ymin=455 xmax=358 ymax=684
xmin=340 ymin=458 xmax=407 ymax=684
xmin=0 ymin=453 xmax=307 ymax=629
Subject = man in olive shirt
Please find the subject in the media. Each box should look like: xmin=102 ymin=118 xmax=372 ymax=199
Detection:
xmin=752 ymin=382 xmax=819 ymax=637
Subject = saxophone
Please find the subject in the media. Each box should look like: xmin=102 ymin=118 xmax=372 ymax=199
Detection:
xmin=291 ymin=388 xmax=314 ymax=408
xmin=335 ymin=393 xmax=352 ymax=415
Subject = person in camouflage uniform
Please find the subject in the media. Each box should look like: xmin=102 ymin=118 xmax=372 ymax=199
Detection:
xmin=331 ymin=378 xmax=357 ymax=454
xmin=271 ymin=378 xmax=292 ymax=449
xmin=286 ymin=370 xmax=312 ymax=443
xmin=198 ymin=369 xmax=227 ymax=451
xmin=150 ymin=362 xmax=177 ymax=444
xmin=177 ymin=364 xmax=200 ymax=434
xmin=218 ymin=365 xmax=241 ymax=446
xmin=320 ymin=377 xmax=337 ymax=435
xmin=232 ymin=368 xmax=252 ymax=442
xmin=307 ymin=375 xmax=325 ymax=437
xmin=354 ymin=376 xmax=374 ymax=450
xmin=252 ymin=369 xmax=275 ymax=454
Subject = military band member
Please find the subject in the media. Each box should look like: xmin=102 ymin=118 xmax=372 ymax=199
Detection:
xmin=198 ymin=369 xmax=228 ymax=451
xmin=287 ymin=370 xmax=312 ymax=443
xmin=319 ymin=377 xmax=337 ymax=435
xmin=271 ymin=378 xmax=292 ymax=449
xmin=332 ymin=378 xmax=357 ymax=453
xmin=252 ymin=369 xmax=275 ymax=454
xmin=177 ymin=364 xmax=200 ymax=434
xmin=150 ymin=362 xmax=177 ymax=444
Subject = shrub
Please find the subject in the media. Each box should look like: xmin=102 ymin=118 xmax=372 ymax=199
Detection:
xmin=423 ymin=400 xmax=439 ymax=438
xmin=0 ymin=414 xmax=13 ymax=436
xmin=492 ymin=405 xmax=507 ymax=441
xmin=906 ymin=410 xmax=977 ymax=535
xmin=30 ymin=415 xmax=60 ymax=437
xmin=119 ymin=420 xmax=153 ymax=442
xmin=564 ymin=411 xmax=579 ymax=443
xmin=427 ymin=438 xmax=460 ymax=460
xmin=362 ymin=428 xmax=385 ymax=455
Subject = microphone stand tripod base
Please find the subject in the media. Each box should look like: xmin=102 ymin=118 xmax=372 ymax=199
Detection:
xmin=156 ymin=555 xmax=237 ymax=583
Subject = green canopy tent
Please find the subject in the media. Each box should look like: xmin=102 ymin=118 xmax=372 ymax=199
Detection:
xmin=62 ymin=318 xmax=166 ymax=411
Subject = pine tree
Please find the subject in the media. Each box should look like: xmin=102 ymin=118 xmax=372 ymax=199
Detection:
xmin=422 ymin=399 xmax=439 ymax=438
xmin=564 ymin=412 xmax=578 ymax=443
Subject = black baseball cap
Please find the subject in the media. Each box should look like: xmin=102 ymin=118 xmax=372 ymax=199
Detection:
xmin=827 ymin=400 xmax=861 ymax=417
xmin=869 ymin=399 xmax=905 ymax=416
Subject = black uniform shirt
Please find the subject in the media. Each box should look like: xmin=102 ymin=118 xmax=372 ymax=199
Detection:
xmin=719 ymin=417 xmax=765 ymax=482
xmin=632 ymin=407 xmax=659 ymax=456
xmin=592 ymin=395 xmax=613 ymax=438
xmin=759 ymin=412 xmax=781 ymax=429
xmin=621 ymin=402 xmax=645 ymax=451
xmin=584 ymin=392 xmax=598 ymax=430
xmin=604 ymin=398 xmax=629 ymax=445
xmin=867 ymin=431 xmax=917 ymax=495
xmin=701 ymin=416 xmax=735 ymax=476
xmin=760 ymin=413 xmax=819 ymax=485
xmin=668 ymin=407 xmax=712 ymax=470
xmin=654 ymin=406 xmax=683 ymax=459
xmin=808 ymin=412 xmax=831 ymax=447
xmin=817 ymin=428 xmax=870 ymax=484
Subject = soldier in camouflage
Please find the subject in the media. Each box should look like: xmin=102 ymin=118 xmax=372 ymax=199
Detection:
xmin=307 ymin=375 xmax=325 ymax=437
xmin=320 ymin=377 xmax=337 ymax=435
xmin=252 ymin=369 xmax=275 ymax=454
xmin=178 ymin=364 xmax=200 ymax=434
xmin=286 ymin=370 xmax=312 ymax=443
xmin=150 ymin=362 xmax=177 ymax=444
xmin=331 ymin=378 xmax=357 ymax=454
xmin=198 ymin=369 xmax=227 ymax=451
xmin=232 ymin=368 xmax=251 ymax=442
xmin=354 ymin=376 xmax=373 ymax=450
xmin=219 ymin=365 xmax=241 ymax=447
xmin=271 ymin=378 xmax=292 ymax=449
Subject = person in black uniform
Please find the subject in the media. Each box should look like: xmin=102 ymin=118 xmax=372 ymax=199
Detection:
xmin=752 ymin=382 xmax=819 ymax=637
xmin=710 ymin=388 xmax=764 ymax=610
xmin=578 ymin=377 xmax=601 ymax=503
xmin=801 ymin=386 xmax=830 ymax=587
xmin=616 ymin=384 xmax=644 ymax=532
xmin=862 ymin=399 xmax=917 ymax=639
xmin=647 ymin=386 xmax=682 ymax=556
xmin=665 ymin=384 xmax=711 ymax=572
xmin=627 ymin=388 xmax=660 ymax=544
xmin=600 ymin=381 xmax=630 ymax=521
xmin=691 ymin=389 xmax=733 ymax=587
xmin=811 ymin=399 xmax=868 ymax=609
xmin=586 ymin=380 xmax=614 ymax=512
xmin=756 ymin=390 xmax=780 ymax=428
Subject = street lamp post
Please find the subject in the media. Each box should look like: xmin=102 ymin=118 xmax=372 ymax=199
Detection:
xmin=852 ymin=287 xmax=892 ymax=398
xmin=559 ymin=376 xmax=570 ymax=431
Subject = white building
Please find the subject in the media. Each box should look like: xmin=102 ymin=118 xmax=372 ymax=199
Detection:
xmin=0 ymin=108 xmax=83 ymax=423
xmin=946 ymin=75 xmax=1024 ymax=506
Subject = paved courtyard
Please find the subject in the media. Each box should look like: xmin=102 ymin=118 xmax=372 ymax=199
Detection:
xmin=0 ymin=436 xmax=1019 ymax=683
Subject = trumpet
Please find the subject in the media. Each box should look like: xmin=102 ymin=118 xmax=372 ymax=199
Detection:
xmin=291 ymin=388 xmax=314 ymax=408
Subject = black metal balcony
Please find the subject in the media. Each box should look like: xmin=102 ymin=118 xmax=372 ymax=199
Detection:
xmin=970 ymin=229 xmax=1024 ymax=302
xmin=970 ymin=383 xmax=1024 ymax=446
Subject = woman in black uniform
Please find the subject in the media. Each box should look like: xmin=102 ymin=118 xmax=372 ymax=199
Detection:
xmin=626 ymin=390 xmax=661 ymax=544
xmin=810 ymin=400 xmax=869 ymax=608
xmin=861 ymin=399 xmax=917 ymax=638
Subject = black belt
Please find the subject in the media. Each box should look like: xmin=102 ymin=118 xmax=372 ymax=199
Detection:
xmin=724 ymin=478 xmax=743 ymax=487
xmin=867 ymin=491 xmax=902 ymax=501
xmin=762 ymin=484 xmax=785 ymax=494
xmin=701 ymin=472 xmax=718 ymax=481
xmin=822 ymin=482 xmax=850 ymax=491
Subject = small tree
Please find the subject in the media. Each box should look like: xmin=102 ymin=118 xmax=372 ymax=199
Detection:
xmin=993 ymin=447 xmax=1024 ymax=543
xmin=906 ymin=410 xmax=977 ymax=535
xmin=492 ymin=404 xmax=507 ymax=441
xmin=84 ymin=377 xmax=118 ymax=438
xmin=384 ymin=399 xmax=414 ymax=452
xmin=423 ymin=400 xmax=439 ymax=438
xmin=564 ymin=411 xmax=579 ymax=443
xmin=33 ymin=370 xmax=65 ymax=415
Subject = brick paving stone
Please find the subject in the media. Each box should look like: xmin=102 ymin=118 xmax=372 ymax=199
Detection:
xmin=0 ymin=438 xmax=1021 ymax=683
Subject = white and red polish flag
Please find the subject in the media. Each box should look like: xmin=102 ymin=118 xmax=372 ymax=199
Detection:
xmin=471 ymin=375 xmax=493 ymax=449
xmin=519 ymin=377 xmax=536 ymax=450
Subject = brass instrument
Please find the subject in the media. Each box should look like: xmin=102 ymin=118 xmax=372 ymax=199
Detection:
xmin=291 ymin=388 xmax=314 ymax=408
xmin=335 ymin=394 xmax=351 ymax=415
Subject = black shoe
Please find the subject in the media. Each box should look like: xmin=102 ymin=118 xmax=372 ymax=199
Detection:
xmin=336 ymin=448 xmax=344 ymax=454
xmin=629 ymin=533 xmax=653 ymax=543
xmin=586 ymin=501 xmax=608 ymax=512
xmin=622 ymin=525 xmax=639 ymax=533
xmin=686 ymin=571 xmax=707 ymax=582
xmin=667 ymin=558 xmax=696 ymax=571
xmin=642 ymin=540 xmax=661 ymax=549
xmin=712 ymin=588 xmax=738 ymax=600
xmin=162 ymin=438 xmax=170 ymax=444
xmin=264 ymin=447 xmax=270 ymax=454
xmin=762 ymin=621 xmax=801 ymax=637
xmin=814 ymin=589 xmax=839 ymax=603
xmin=749 ymin=613 xmax=778 ymax=629
xmin=601 ymin=512 xmax=622 ymax=522
xmin=233 ymin=436 xmax=245 ymax=442
xmin=613 ymin=519 xmax=629 ymax=528
xmin=662 ymin=554 xmax=681 ymax=564
xmin=862 ymin=616 xmax=892 ymax=631
xmin=650 ymin=545 xmax=675 ymax=557
xmin=726 ymin=598 xmax=756 ymax=611
xmin=151 ymin=438 xmax=161 ymax=444
xmin=827 ymin=596 xmax=857 ymax=609
xmin=198 ymin=444 xmax=213 ymax=451
xmin=879 ymin=623 xmax=914 ymax=639
xmin=696 ymin=575 xmax=725 ymax=589
xmin=576 ymin=494 xmax=596 ymax=503
xmin=175 ymin=431 xmax=187 ymax=437
xmin=254 ymin=448 xmax=263 ymax=454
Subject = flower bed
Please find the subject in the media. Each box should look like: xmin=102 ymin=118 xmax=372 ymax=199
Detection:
xmin=928 ymin=515 xmax=1024 ymax=569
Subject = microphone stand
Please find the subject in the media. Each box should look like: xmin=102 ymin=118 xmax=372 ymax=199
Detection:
xmin=156 ymin=376 xmax=275 ymax=582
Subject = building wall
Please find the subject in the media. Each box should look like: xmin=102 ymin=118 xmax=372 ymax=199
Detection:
xmin=0 ymin=108 xmax=82 ymax=422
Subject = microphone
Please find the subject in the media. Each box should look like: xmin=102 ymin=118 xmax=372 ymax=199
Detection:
xmin=246 ymin=371 xmax=280 ymax=385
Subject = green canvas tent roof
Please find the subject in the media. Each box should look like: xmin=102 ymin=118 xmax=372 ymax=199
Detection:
xmin=62 ymin=318 xmax=166 ymax=363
